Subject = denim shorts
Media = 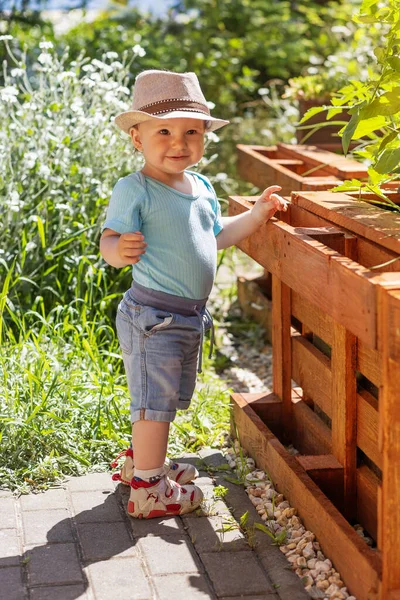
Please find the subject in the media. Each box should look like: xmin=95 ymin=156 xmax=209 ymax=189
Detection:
xmin=115 ymin=288 xmax=211 ymax=423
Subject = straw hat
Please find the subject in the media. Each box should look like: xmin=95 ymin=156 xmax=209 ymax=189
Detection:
xmin=114 ymin=70 xmax=230 ymax=133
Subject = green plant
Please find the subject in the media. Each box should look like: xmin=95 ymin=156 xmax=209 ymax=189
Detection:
xmin=300 ymin=0 xmax=400 ymax=204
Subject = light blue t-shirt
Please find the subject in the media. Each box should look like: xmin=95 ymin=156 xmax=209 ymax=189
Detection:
xmin=102 ymin=170 xmax=223 ymax=299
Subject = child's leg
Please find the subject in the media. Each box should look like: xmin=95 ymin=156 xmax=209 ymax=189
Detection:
xmin=131 ymin=420 xmax=169 ymax=470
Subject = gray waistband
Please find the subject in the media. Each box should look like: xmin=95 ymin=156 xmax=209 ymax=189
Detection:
xmin=127 ymin=281 xmax=213 ymax=374
xmin=128 ymin=281 xmax=208 ymax=316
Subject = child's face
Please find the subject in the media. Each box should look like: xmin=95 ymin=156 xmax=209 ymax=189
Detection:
xmin=130 ymin=118 xmax=206 ymax=175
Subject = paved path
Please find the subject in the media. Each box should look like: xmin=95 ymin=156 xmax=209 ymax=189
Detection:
xmin=0 ymin=449 xmax=309 ymax=600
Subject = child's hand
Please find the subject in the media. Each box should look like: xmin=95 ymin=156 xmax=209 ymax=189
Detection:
xmin=250 ymin=185 xmax=288 ymax=225
xmin=117 ymin=231 xmax=147 ymax=264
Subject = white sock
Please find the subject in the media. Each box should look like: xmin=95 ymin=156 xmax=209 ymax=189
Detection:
xmin=134 ymin=466 xmax=164 ymax=484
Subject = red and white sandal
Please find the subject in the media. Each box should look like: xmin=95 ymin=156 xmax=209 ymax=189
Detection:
xmin=127 ymin=474 xmax=203 ymax=519
xmin=111 ymin=447 xmax=199 ymax=486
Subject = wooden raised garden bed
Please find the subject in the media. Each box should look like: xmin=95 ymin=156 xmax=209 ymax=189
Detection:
xmin=237 ymin=143 xmax=368 ymax=196
xmin=229 ymin=193 xmax=400 ymax=600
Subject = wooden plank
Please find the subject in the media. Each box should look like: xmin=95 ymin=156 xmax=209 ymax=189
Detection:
xmin=331 ymin=323 xmax=358 ymax=519
xmin=231 ymin=393 xmax=381 ymax=600
xmin=278 ymin=143 xmax=369 ymax=179
xmin=291 ymin=334 xmax=332 ymax=417
xmin=242 ymin=392 xmax=282 ymax=438
xmin=378 ymin=288 xmax=400 ymax=596
xmin=358 ymin=342 xmax=381 ymax=388
xmin=291 ymin=291 xmax=333 ymax=346
xmin=289 ymin=204 xmax=399 ymax=272
xmin=291 ymin=191 xmax=400 ymax=255
xmin=292 ymin=396 xmax=332 ymax=456
xmin=236 ymin=144 xmax=340 ymax=195
xmin=229 ymin=196 xmax=383 ymax=348
xmin=357 ymin=464 xmax=379 ymax=542
xmin=272 ymin=275 xmax=292 ymax=440
xmin=357 ymin=389 xmax=381 ymax=470
xmin=296 ymin=454 xmax=344 ymax=512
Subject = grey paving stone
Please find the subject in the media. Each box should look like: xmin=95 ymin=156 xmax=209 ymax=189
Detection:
xmin=200 ymin=552 xmax=276 ymax=598
xmin=0 ymin=497 xmax=17 ymax=529
xmin=20 ymin=489 xmax=68 ymax=511
xmin=130 ymin=515 xmax=185 ymax=537
xmin=153 ymin=573 xmax=215 ymax=599
xmin=220 ymin=596 xmax=277 ymax=600
xmin=0 ymin=528 xmax=20 ymax=566
xmin=76 ymin=522 xmax=137 ymax=561
xmin=139 ymin=535 xmax=203 ymax=576
xmin=184 ymin=514 xmax=249 ymax=553
xmin=259 ymin=548 xmax=310 ymax=600
xmin=86 ymin=557 xmax=152 ymax=599
xmin=183 ymin=499 xmax=231 ymax=519
xmin=27 ymin=543 xmax=83 ymax=586
xmin=0 ymin=566 xmax=25 ymax=600
xmin=29 ymin=584 xmax=88 ymax=600
xmin=71 ymin=490 xmax=124 ymax=522
xmin=67 ymin=472 xmax=115 ymax=492
xmin=22 ymin=509 xmax=73 ymax=546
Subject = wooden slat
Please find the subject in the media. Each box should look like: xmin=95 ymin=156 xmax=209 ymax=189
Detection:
xmin=292 ymin=396 xmax=332 ymax=456
xmin=331 ymin=323 xmax=358 ymax=519
xmin=357 ymin=464 xmax=379 ymax=542
xmin=296 ymin=454 xmax=344 ymax=512
xmin=236 ymin=144 xmax=340 ymax=195
xmin=357 ymin=389 xmax=381 ymax=470
xmin=358 ymin=341 xmax=381 ymax=388
xmin=378 ymin=288 xmax=400 ymax=597
xmin=272 ymin=275 xmax=292 ymax=440
xmin=289 ymin=204 xmax=399 ymax=272
xmin=291 ymin=191 xmax=400 ymax=255
xmin=231 ymin=392 xmax=381 ymax=600
xmin=229 ymin=196 xmax=390 ymax=348
xmin=278 ymin=143 xmax=369 ymax=179
xmin=291 ymin=334 xmax=332 ymax=416
xmin=242 ymin=392 xmax=282 ymax=438
xmin=291 ymin=291 xmax=333 ymax=346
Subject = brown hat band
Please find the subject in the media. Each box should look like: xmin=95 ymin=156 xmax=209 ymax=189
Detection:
xmin=139 ymin=98 xmax=211 ymax=117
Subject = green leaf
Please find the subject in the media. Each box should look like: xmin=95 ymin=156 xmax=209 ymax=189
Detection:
xmin=387 ymin=57 xmax=400 ymax=72
xmin=331 ymin=179 xmax=363 ymax=192
xmin=352 ymin=115 xmax=387 ymax=138
xmin=36 ymin=216 xmax=46 ymax=249
xmin=361 ymin=88 xmax=400 ymax=118
xmin=378 ymin=130 xmax=398 ymax=152
xmin=374 ymin=148 xmax=400 ymax=174
xmin=240 ymin=511 xmax=249 ymax=527
xmin=341 ymin=111 xmax=360 ymax=155
xmin=298 ymin=105 xmax=328 ymax=125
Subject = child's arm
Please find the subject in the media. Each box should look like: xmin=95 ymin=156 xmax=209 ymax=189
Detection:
xmin=100 ymin=229 xmax=147 ymax=268
xmin=216 ymin=185 xmax=288 ymax=250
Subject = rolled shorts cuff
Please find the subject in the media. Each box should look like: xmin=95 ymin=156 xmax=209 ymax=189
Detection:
xmin=177 ymin=399 xmax=191 ymax=409
xmin=131 ymin=407 xmax=178 ymax=423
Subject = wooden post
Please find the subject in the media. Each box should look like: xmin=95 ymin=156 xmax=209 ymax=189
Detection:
xmin=378 ymin=288 xmax=400 ymax=599
xmin=331 ymin=323 xmax=358 ymax=519
xmin=272 ymin=275 xmax=292 ymax=441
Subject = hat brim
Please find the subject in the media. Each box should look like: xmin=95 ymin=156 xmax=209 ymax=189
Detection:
xmin=114 ymin=109 xmax=230 ymax=133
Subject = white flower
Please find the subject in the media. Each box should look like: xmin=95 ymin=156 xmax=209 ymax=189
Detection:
xmin=105 ymin=51 xmax=118 ymax=59
xmin=0 ymin=35 xmax=13 ymax=41
xmin=11 ymin=68 xmax=24 ymax=77
xmin=9 ymin=190 xmax=21 ymax=211
xmin=174 ymin=13 xmax=191 ymax=24
xmin=110 ymin=61 xmax=123 ymax=70
xmin=56 ymin=71 xmax=76 ymax=82
xmin=25 ymin=241 xmax=37 ymax=252
xmin=25 ymin=151 xmax=38 ymax=169
xmin=118 ymin=86 xmax=130 ymax=95
xmin=38 ymin=164 xmax=51 ymax=177
xmin=133 ymin=33 xmax=142 ymax=42
xmin=38 ymin=52 xmax=53 ymax=66
xmin=1 ymin=85 xmax=18 ymax=104
xmin=258 ymin=88 xmax=270 ymax=96
xmin=206 ymin=131 xmax=219 ymax=143
xmin=215 ymin=172 xmax=228 ymax=182
xmin=132 ymin=44 xmax=146 ymax=57
xmin=82 ymin=64 xmax=95 ymax=72
xmin=206 ymin=101 xmax=216 ymax=110
xmin=39 ymin=40 xmax=53 ymax=49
